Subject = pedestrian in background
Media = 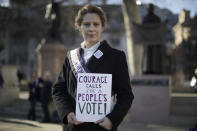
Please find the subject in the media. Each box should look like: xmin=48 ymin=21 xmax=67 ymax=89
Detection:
xmin=40 ymin=71 xmax=52 ymax=122
xmin=27 ymin=72 xmax=43 ymax=120
xmin=0 ymin=71 xmax=4 ymax=89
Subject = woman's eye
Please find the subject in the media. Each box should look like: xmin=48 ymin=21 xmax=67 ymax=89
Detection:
xmin=94 ymin=23 xmax=99 ymax=26
xmin=84 ymin=23 xmax=90 ymax=26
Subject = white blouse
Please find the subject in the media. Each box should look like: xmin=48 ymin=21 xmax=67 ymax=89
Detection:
xmin=81 ymin=41 xmax=101 ymax=63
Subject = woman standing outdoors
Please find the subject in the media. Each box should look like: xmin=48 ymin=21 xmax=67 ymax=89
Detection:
xmin=52 ymin=4 xmax=134 ymax=131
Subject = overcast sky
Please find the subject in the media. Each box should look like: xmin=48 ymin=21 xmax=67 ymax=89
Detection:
xmin=108 ymin=0 xmax=197 ymax=17
xmin=1 ymin=0 xmax=196 ymax=17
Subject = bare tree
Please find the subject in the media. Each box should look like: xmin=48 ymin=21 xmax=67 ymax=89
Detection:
xmin=122 ymin=0 xmax=142 ymax=75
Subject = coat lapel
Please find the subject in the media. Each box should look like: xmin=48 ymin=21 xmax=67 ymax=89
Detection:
xmin=86 ymin=40 xmax=111 ymax=73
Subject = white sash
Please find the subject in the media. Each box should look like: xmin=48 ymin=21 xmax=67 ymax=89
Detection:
xmin=67 ymin=48 xmax=90 ymax=79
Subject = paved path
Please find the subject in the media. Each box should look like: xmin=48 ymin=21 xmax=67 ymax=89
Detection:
xmin=0 ymin=116 xmax=190 ymax=131
xmin=0 ymin=117 xmax=62 ymax=131
xmin=0 ymin=91 xmax=194 ymax=131
xmin=119 ymin=121 xmax=189 ymax=131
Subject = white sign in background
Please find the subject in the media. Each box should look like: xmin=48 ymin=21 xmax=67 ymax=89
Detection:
xmin=76 ymin=73 xmax=112 ymax=122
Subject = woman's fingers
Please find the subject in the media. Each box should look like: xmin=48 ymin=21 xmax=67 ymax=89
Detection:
xmin=96 ymin=117 xmax=112 ymax=130
xmin=67 ymin=112 xmax=84 ymax=125
xmin=71 ymin=114 xmax=80 ymax=125
xmin=95 ymin=118 xmax=104 ymax=124
xmin=67 ymin=112 xmax=74 ymax=124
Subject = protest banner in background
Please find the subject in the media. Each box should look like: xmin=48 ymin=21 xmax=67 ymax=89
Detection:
xmin=76 ymin=73 xmax=112 ymax=122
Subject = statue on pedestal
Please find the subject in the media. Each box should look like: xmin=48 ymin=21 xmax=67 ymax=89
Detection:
xmin=142 ymin=4 xmax=163 ymax=74
xmin=45 ymin=0 xmax=62 ymax=43
xmin=36 ymin=0 xmax=65 ymax=82
xmin=143 ymin=3 xmax=161 ymax=24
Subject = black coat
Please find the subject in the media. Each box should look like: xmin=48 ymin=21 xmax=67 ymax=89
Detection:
xmin=52 ymin=40 xmax=134 ymax=131
xmin=40 ymin=80 xmax=52 ymax=103
xmin=28 ymin=78 xmax=43 ymax=102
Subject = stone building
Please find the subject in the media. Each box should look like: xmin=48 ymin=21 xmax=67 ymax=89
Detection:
xmin=0 ymin=3 xmax=126 ymax=80
xmin=0 ymin=1 xmax=49 ymax=79
xmin=0 ymin=2 xmax=177 ymax=80
xmin=173 ymin=10 xmax=197 ymax=80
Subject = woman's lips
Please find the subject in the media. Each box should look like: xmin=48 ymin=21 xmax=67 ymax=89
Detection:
xmin=88 ymin=34 xmax=95 ymax=38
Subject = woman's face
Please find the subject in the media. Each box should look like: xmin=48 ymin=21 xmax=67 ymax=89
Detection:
xmin=80 ymin=13 xmax=104 ymax=46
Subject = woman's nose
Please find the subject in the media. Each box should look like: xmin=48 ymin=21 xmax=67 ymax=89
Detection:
xmin=89 ymin=24 xmax=95 ymax=31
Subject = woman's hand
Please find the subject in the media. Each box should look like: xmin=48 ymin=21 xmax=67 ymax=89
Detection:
xmin=95 ymin=117 xmax=112 ymax=130
xmin=67 ymin=112 xmax=83 ymax=125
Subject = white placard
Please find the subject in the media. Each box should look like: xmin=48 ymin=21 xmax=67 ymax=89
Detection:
xmin=76 ymin=73 xmax=112 ymax=122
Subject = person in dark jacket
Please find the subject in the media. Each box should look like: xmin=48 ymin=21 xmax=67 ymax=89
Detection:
xmin=52 ymin=4 xmax=134 ymax=131
xmin=40 ymin=71 xmax=53 ymax=122
xmin=27 ymin=72 xmax=43 ymax=120
xmin=0 ymin=71 xmax=4 ymax=88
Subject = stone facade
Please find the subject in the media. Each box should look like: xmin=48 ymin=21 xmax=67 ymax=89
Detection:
xmin=173 ymin=10 xmax=197 ymax=80
xmin=0 ymin=65 xmax=19 ymax=108
xmin=37 ymin=42 xmax=66 ymax=82
xmin=0 ymin=3 xmax=177 ymax=80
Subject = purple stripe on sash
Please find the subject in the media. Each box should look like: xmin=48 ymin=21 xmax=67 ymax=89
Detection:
xmin=67 ymin=51 xmax=78 ymax=79
xmin=77 ymin=49 xmax=91 ymax=73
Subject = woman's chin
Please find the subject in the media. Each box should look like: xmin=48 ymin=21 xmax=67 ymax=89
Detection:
xmin=87 ymin=40 xmax=98 ymax=45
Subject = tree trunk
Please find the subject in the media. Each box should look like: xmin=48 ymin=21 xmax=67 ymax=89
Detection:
xmin=122 ymin=0 xmax=142 ymax=76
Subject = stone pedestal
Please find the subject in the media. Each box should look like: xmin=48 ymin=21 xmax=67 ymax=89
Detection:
xmin=0 ymin=65 xmax=19 ymax=108
xmin=132 ymin=23 xmax=168 ymax=74
xmin=37 ymin=42 xmax=66 ymax=82
xmin=130 ymin=75 xmax=170 ymax=124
